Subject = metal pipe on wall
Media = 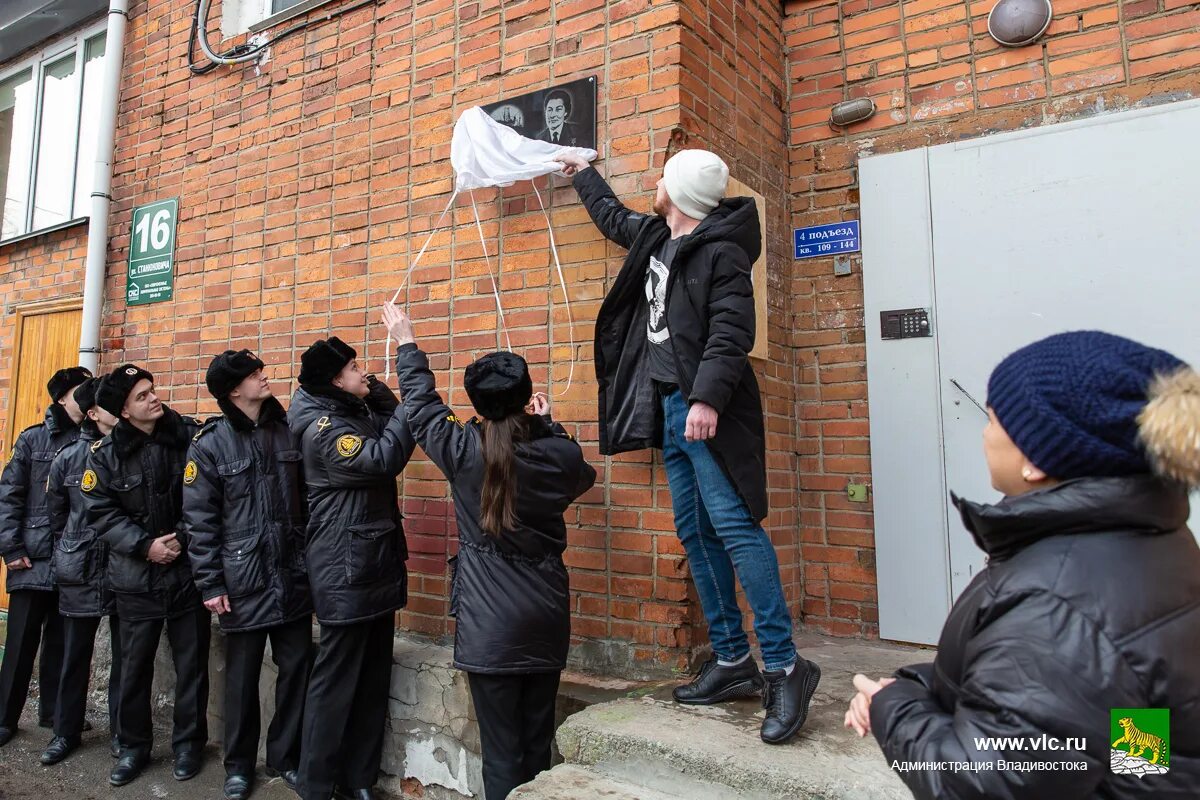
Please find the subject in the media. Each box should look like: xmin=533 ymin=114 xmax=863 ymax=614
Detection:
xmin=78 ymin=0 xmax=129 ymax=373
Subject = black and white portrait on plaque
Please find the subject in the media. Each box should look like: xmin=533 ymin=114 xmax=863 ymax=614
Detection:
xmin=482 ymin=76 xmax=597 ymax=150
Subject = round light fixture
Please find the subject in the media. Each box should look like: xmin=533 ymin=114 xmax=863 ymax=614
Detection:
xmin=988 ymin=0 xmax=1053 ymax=47
xmin=830 ymin=98 xmax=877 ymax=128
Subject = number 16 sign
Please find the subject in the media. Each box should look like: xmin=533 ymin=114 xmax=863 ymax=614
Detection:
xmin=126 ymin=198 xmax=178 ymax=306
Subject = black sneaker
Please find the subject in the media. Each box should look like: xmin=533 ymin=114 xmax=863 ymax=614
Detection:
xmin=672 ymin=656 xmax=765 ymax=705
xmin=760 ymin=658 xmax=822 ymax=744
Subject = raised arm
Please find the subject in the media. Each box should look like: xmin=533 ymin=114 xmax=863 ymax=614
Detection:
xmin=570 ymin=165 xmax=649 ymax=250
xmin=394 ymin=343 xmax=476 ymax=481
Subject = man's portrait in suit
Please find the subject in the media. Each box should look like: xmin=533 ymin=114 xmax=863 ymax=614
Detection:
xmin=534 ymin=89 xmax=584 ymax=146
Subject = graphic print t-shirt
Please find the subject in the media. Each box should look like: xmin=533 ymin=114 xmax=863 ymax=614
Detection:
xmin=645 ymin=237 xmax=682 ymax=384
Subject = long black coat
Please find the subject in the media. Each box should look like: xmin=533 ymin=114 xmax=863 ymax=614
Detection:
xmin=83 ymin=407 xmax=203 ymax=622
xmin=573 ymin=167 xmax=768 ymax=521
xmin=287 ymin=385 xmax=414 ymax=626
xmin=0 ymin=405 xmax=81 ymax=592
xmin=47 ymin=420 xmax=115 ymax=617
xmin=395 ymin=345 xmax=596 ymax=673
xmin=183 ymin=398 xmax=312 ymax=633
xmin=871 ymin=476 xmax=1200 ymax=799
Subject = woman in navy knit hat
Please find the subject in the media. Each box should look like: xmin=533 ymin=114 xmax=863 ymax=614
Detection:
xmin=846 ymin=330 xmax=1200 ymax=799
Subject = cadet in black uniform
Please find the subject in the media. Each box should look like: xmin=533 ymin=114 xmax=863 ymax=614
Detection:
xmin=184 ymin=350 xmax=314 ymax=800
xmin=287 ymin=337 xmax=414 ymax=800
xmin=0 ymin=365 xmax=91 ymax=746
xmin=83 ymin=365 xmax=208 ymax=787
xmin=41 ymin=376 xmax=123 ymax=764
xmin=386 ymin=305 xmax=597 ymax=800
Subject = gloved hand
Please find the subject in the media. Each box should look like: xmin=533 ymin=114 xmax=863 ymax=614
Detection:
xmin=364 ymin=374 xmax=400 ymax=415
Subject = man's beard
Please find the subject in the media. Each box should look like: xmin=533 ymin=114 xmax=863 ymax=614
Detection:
xmin=653 ymin=195 xmax=669 ymax=217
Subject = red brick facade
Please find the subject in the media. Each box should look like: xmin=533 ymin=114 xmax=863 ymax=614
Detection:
xmin=0 ymin=0 xmax=1197 ymax=676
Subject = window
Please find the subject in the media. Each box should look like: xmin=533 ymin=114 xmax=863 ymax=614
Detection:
xmin=270 ymin=0 xmax=307 ymax=13
xmin=0 ymin=25 xmax=106 ymax=243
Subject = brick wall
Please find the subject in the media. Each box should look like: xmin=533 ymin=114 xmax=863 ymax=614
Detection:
xmin=0 ymin=0 xmax=804 ymax=679
xmin=784 ymin=0 xmax=1200 ymax=636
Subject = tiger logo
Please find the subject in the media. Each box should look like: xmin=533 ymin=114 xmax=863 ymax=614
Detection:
xmin=1113 ymin=717 xmax=1168 ymax=766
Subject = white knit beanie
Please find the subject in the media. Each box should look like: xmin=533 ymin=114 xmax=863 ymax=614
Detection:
xmin=663 ymin=149 xmax=729 ymax=221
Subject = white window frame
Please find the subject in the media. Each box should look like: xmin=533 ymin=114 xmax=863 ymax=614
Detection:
xmin=0 ymin=19 xmax=107 ymax=244
xmin=248 ymin=0 xmax=340 ymax=34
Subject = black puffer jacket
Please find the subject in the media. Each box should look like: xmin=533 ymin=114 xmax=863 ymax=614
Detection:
xmin=573 ymin=167 xmax=768 ymax=521
xmin=871 ymin=477 xmax=1200 ymax=799
xmin=183 ymin=397 xmax=312 ymax=633
xmin=287 ymin=384 xmax=414 ymax=626
xmin=0 ymin=405 xmax=81 ymax=591
xmin=47 ymin=420 xmax=115 ymax=617
xmin=395 ymin=345 xmax=596 ymax=673
xmin=84 ymin=407 xmax=203 ymax=622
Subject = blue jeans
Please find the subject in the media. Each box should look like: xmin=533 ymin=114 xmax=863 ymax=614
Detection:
xmin=661 ymin=389 xmax=797 ymax=672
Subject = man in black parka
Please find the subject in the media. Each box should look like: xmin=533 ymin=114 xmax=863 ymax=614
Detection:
xmin=0 ymin=365 xmax=91 ymax=747
xmin=184 ymin=350 xmax=314 ymax=800
xmin=83 ymin=365 xmax=209 ymax=787
xmin=41 ymin=375 xmax=122 ymax=765
xmin=287 ymin=337 xmax=415 ymax=800
xmin=558 ymin=149 xmax=820 ymax=745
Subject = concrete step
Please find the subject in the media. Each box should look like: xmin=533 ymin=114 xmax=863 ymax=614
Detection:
xmin=552 ymin=634 xmax=926 ymax=800
xmin=511 ymin=764 xmax=687 ymax=799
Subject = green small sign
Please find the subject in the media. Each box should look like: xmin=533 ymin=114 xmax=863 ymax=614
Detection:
xmin=1111 ymin=708 xmax=1170 ymax=773
xmin=126 ymin=198 xmax=178 ymax=306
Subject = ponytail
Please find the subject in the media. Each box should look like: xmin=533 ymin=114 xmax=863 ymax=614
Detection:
xmin=480 ymin=414 xmax=531 ymax=536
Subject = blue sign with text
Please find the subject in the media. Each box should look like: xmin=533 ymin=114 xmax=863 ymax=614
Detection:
xmin=794 ymin=220 xmax=860 ymax=259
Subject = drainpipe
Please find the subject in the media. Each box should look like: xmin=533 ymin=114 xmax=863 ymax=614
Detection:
xmin=78 ymin=0 xmax=129 ymax=373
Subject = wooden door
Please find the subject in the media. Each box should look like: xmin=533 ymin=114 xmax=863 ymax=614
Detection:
xmin=1 ymin=303 xmax=82 ymax=610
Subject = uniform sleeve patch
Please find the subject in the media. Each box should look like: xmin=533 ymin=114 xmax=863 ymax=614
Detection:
xmin=316 ymin=416 xmax=332 ymax=433
xmin=336 ymin=434 xmax=363 ymax=458
xmin=90 ymin=439 xmax=103 ymax=453
xmin=183 ymin=461 xmax=198 ymax=485
xmin=81 ymin=469 xmax=98 ymax=492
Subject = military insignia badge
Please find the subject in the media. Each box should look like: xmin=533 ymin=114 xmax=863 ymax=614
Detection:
xmin=81 ymin=469 xmax=98 ymax=492
xmin=336 ymin=434 xmax=363 ymax=458
xmin=183 ymin=461 xmax=198 ymax=485
xmin=90 ymin=439 xmax=103 ymax=453
xmin=316 ymin=416 xmax=332 ymax=433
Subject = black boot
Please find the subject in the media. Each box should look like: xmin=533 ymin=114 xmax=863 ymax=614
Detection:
xmin=334 ymin=788 xmax=374 ymax=800
xmin=40 ymin=735 xmax=81 ymax=765
xmin=110 ymin=752 xmax=149 ymax=786
xmin=224 ymin=773 xmax=254 ymax=800
xmin=265 ymin=766 xmax=299 ymax=791
xmin=173 ymin=748 xmax=204 ymax=781
xmin=672 ymin=656 xmax=765 ymax=705
xmin=760 ymin=658 xmax=822 ymax=744
xmin=110 ymin=736 xmax=121 ymax=759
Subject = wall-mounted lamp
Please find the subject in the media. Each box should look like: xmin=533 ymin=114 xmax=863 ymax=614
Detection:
xmin=830 ymin=98 xmax=877 ymax=128
xmin=988 ymin=0 xmax=1053 ymax=47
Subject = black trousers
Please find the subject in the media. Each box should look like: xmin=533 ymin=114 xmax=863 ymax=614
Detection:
xmin=298 ymin=615 xmax=394 ymax=800
xmin=54 ymin=615 xmax=121 ymax=738
xmin=118 ymin=608 xmax=210 ymax=757
xmin=0 ymin=589 xmax=63 ymax=728
xmin=467 ymin=671 xmax=561 ymax=800
xmin=223 ymin=616 xmax=313 ymax=776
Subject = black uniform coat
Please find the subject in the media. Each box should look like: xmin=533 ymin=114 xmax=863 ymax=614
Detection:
xmin=0 ymin=405 xmax=81 ymax=591
xmin=870 ymin=476 xmax=1200 ymax=799
xmin=83 ymin=407 xmax=204 ymax=622
xmin=395 ymin=345 xmax=597 ymax=674
xmin=183 ymin=397 xmax=313 ymax=633
xmin=46 ymin=420 xmax=115 ymax=617
xmin=287 ymin=385 xmax=415 ymax=626
xmin=572 ymin=167 xmax=768 ymax=521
